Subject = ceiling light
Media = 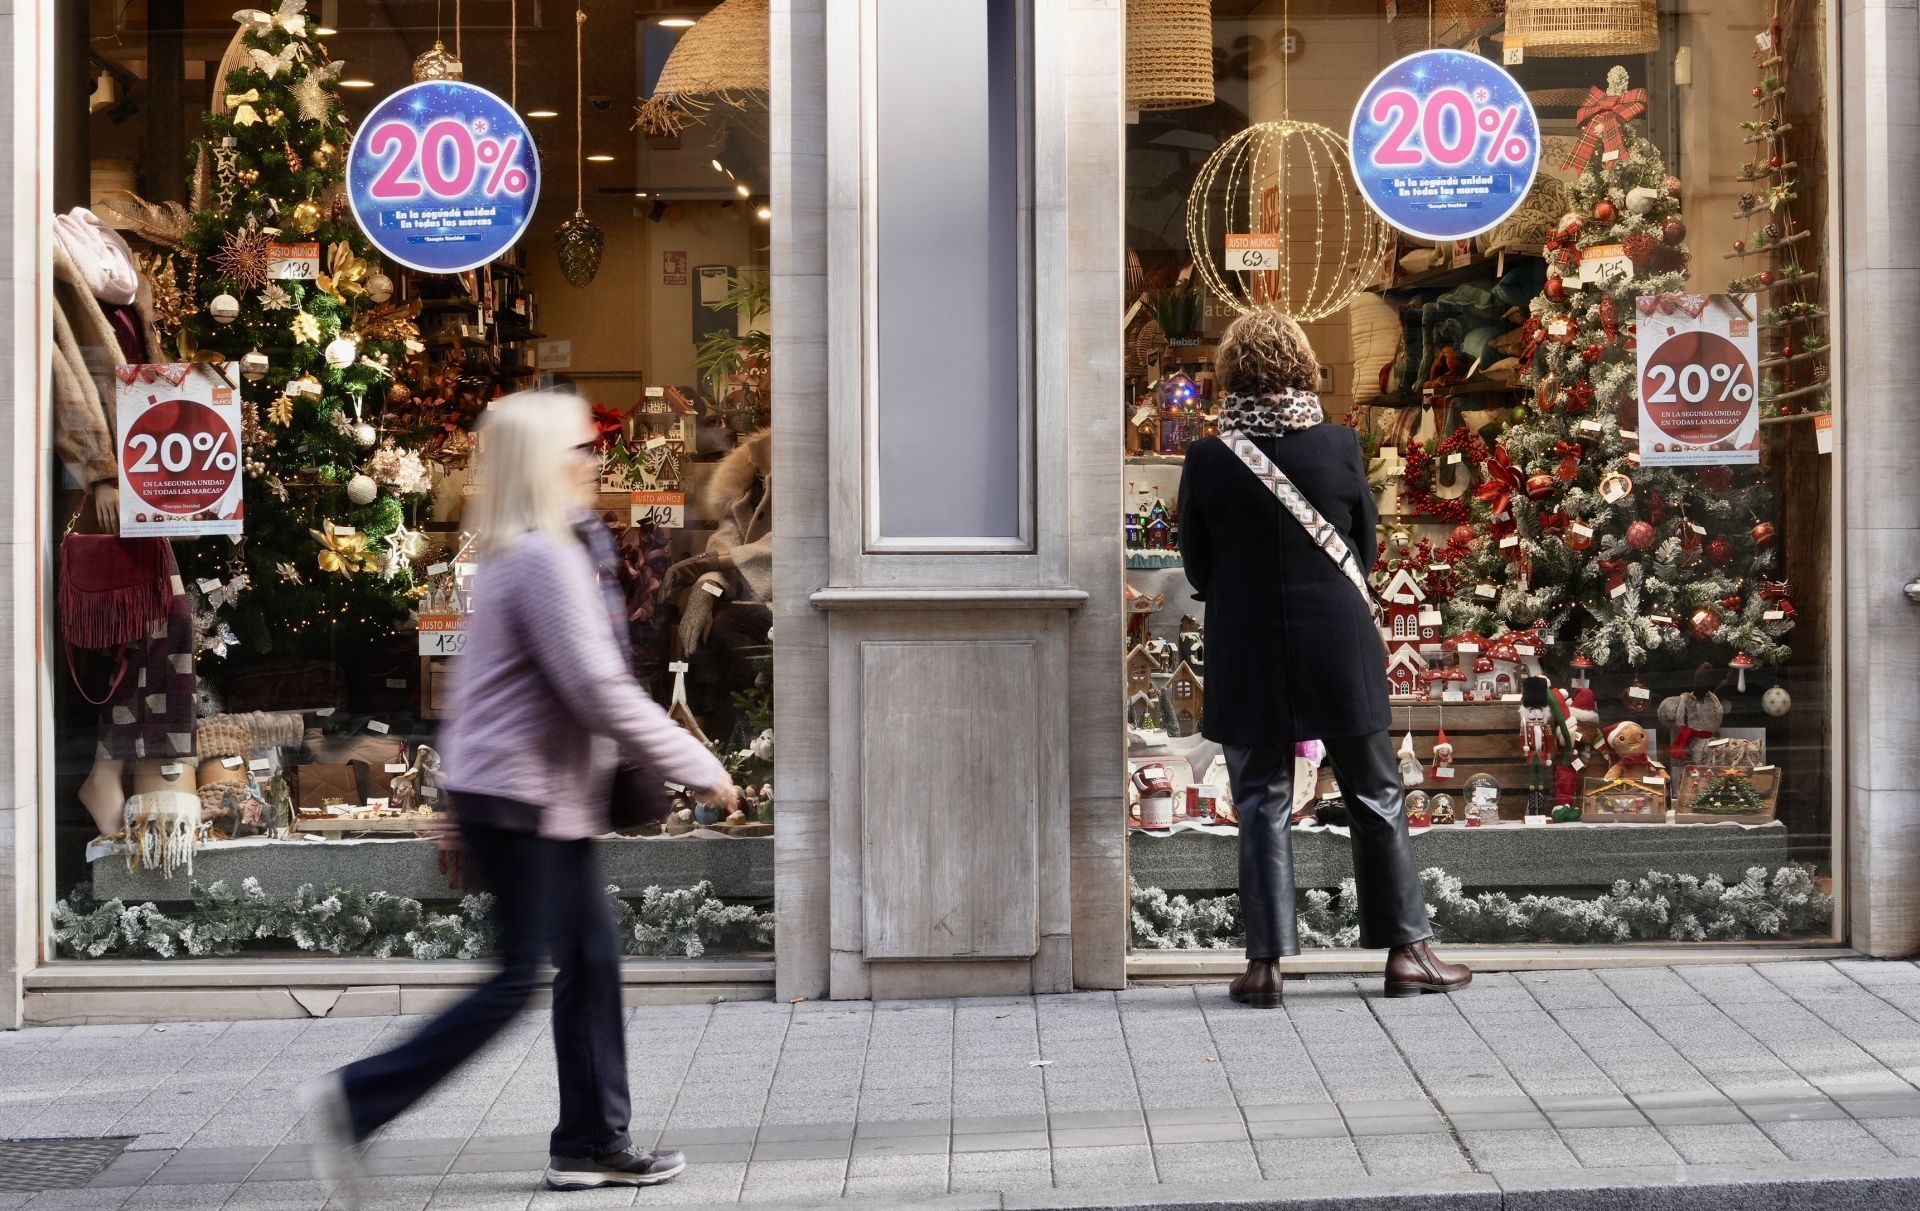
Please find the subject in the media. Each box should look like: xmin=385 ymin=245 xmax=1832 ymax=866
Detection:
xmin=586 ymin=154 xmax=615 ymax=162
xmin=634 ymin=191 xmax=649 ymax=198
xmin=339 ymin=78 xmax=375 ymax=89
xmin=527 ymin=109 xmax=559 ymax=119
xmin=659 ymin=17 xmax=697 ymax=28
xmin=755 ymin=205 xmax=772 ymax=221
xmin=711 ymin=159 xmax=724 ymax=173
xmin=734 ymin=182 xmax=750 ymax=198
xmin=314 ymin=27 xmax=338 ymax=37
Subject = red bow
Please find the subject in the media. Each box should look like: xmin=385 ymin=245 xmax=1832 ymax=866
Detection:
xmin=1475 ymin=447 xmax=1522 ymax=529
xmin=1670 ymin=726 xmax=1715 ymax=763
xmin=1554 ymin=442 xmax=1581 ymax=482
xmin=1635 ymin=294 xmax=1711 ymax=319
xmin=1565 ymin=86 xmax=1649 ymax=171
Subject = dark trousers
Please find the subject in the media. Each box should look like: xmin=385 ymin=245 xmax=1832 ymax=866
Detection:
xmin=339 ymin=819 xmax=632 ymax=1158
xmin=1225 ymin=731 xmax=1432 ymax=959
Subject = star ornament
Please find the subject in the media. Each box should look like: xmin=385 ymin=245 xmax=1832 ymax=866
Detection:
xmin=213 ymin=227 xmax=275 ymax=291
xmin=292 ymin=61 xmax=344 ymax=124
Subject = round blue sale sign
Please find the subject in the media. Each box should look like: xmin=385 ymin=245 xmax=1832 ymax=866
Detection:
xmin=347 ymin=81 xmax=542 ymax=274
xmin=1348 ymin=50 xmax=1540 ymax=242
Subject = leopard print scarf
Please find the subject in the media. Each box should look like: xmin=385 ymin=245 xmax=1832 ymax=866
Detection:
xmin=1218 ymin=388 xmax=1324 ymax=437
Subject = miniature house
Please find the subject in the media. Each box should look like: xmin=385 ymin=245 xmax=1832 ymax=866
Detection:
xmin=1167 ymin=661 xmax=1204 ymax=737
xmin=1125 ymin=645 xmax=1157 ymax=699
xmin=1386 ymin=646 xmax=1426 ymax=698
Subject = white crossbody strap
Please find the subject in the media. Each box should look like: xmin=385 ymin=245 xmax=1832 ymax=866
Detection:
xmin=1226 ymin=435 xmax=1384 ymax=628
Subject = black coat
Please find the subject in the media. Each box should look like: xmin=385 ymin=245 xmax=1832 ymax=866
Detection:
xmin=1177 ymin=424 xmax=1389 ymax=748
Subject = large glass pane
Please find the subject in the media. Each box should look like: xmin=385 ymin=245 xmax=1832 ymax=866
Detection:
xmin=1124 ymin=0 xmax=1836 ymax=951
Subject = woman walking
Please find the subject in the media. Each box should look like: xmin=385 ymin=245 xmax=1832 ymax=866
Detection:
xmin=302 ymin=392 xmax=739 ymax=1200
xmin=1177 ymin=311 xmax=1470 ymax=1007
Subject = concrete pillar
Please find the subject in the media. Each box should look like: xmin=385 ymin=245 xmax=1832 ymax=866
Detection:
xmin=1842 ymin=0 xmax=1920 ymax=957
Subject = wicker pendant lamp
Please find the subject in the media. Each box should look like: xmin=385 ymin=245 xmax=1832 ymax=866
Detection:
xmin=1503 ymin=0 xmax=1660 ymax=58
xmin=636 ymin=0 xmax=770 ymax=136
xmin=1127 ymin=0 xmax=1215 ymax=112
xmin=554 ymin=9 xmax=604 ymax=287
xmin=1387 ymin=0 xmax=1496 ymax=55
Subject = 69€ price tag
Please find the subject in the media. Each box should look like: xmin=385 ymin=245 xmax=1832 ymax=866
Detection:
xmin=115 ymin=363 xmax=246 ymax=537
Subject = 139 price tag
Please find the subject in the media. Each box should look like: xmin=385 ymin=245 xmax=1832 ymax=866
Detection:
xmin=418 ymin=614 xmax=468 ymax=656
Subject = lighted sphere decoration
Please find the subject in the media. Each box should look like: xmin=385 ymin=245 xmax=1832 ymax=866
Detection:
xmin=1186 ymin=120 xmax=1390 ymax=322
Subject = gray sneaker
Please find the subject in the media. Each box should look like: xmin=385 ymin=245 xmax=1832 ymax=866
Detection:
xmin=545 ymin=1145 xmax=687 ymax=1190
xmin=297 ymin=1071 xmax=365 ymax=1208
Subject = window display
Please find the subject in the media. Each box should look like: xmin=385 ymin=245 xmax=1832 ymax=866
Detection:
xmin=1125 ymin=0 xmax=1835 ymax=948
xmin=50 ymin=1 xmax=775 ymax=960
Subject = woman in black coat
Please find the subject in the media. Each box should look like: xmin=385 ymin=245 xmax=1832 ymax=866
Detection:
xmin=1177 ymin=310 xmax=1470 ymax=1006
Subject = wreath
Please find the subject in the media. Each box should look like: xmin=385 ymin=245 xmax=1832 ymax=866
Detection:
xmin=1400 ymin=427 xmax=1488 ymax=523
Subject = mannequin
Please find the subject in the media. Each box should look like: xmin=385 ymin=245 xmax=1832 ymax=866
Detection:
xmin=53 ymin=210 xmax=197 ymax=841
xmin=668 ymin=431 xmax=772 ymax=743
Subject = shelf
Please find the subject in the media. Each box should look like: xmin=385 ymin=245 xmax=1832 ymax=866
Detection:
xmin=1725 ymin=229 xmax=1812 ymax=259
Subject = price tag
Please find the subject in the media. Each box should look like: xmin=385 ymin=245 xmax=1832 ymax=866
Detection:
xmin=384 ymin=763 xmax=409 ymax=774
xmin=1579 ymin=420 xmax=1604 ymax=438
xmin=267 ymin=241 xmax=321 ymax=280
xmin=1610 ymin=582 xmax=1628 ymax=599
xmin=1499 ymin=536 xmax=1520 ymax=549
xmin=1601 ymin=479 xmax=1631 ymax=505
xmin=427 ymin=563 xmax=450 ymax=576
xmin=1447 ymin=452 xmax=1464 ymax=465
xmin=1224 ymin=233 xmax=1282 ymax=272
xmin=1525 ymin=814 xmax=1547 ymax=826
xmin=1476 ymin=584 xmax=1497 ymax=600
xmin=1434 ymin=765 xmax=1455 ymax=779
xmin=418 ymin=614 xmax=468 ymax=656
xmin=1442 ymin=691 xmax=1464 ymax=703
xmin=645 ymin=436 xmax=668 ymax=450
xmin=197 ymin=577 xmax=222 ymax=593
xmin=645 ymin=386 xmax=666 ymax=397
xmin=1419 ymin=609 xmax=1442 ymax=627
xmin=334 ymin=524 xmax=356 ymax=536
xmin=160 ymin=763 xmax=184 ymax=777
xmin=701 ymin=580 xmax=725 ymax=597
xmin=1764 ymin=609 xmax=1785 ymax=621
xmin=386 ymin=678 xmax=408 ymax=689
xmin=222 ymin=756 xmax=245 ymax=768
xmin=1503 ymin=39 xmax=1525 ymax=66
xmin=1628 ymin=686 xmax=1651 ymax=701
xmin=315 ymin=706 xmax=335 ymax=717
xmin=367 ymin=720 xmax=391 ymax=734
xmin=1515 ymin=644 xmax=1537 ymax=656
xmin=1548 ymin=318 xmax=1571 ymax=337
xmin=1687 ymin=522 xmax=1707 ymax=536
xmin=1755 ymin=30 xmax=1774 ymax=50
xmin=1456 ymin=643 xmax=1480 ymax=654
xmin=249 ymin=758 xmax=274 ymax=773
xmin=629 ymin=490 xmax=686 ymax=528
xmin=1430 ymin=563 xmax=1451 ymax=573
xmin=1571 ymin=758 xmax=1586 ymax=772
xmin=1650 ymin=614 xmax=1675 ymax=627
xmin=456 ymin=563 xmax=477 ymax=577
xmin=421 ymin=786 xmax=441 ymax=801
xmin=1579 ymin=244 xmax=1632 ymax=288
xmin=1816 ymin=413 xmax=1833 ymax=455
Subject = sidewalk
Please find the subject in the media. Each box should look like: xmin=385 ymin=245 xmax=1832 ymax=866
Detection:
xmin=5 ymin=959 xmax=1920 ymax=1209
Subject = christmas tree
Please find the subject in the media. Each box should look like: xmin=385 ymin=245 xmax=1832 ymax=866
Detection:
xmin=171 ymin=4 xmax=432 ymax=662
xmin=1441 ymin=67 xmax=1793 ymax=674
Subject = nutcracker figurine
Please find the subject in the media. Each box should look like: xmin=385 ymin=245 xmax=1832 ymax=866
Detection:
xmin=1520 ymin=676 xmax=1577 ymax=819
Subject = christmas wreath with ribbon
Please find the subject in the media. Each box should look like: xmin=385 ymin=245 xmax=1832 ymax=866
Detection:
xmin=1400 ymin=427 xmax=1487 ymax=524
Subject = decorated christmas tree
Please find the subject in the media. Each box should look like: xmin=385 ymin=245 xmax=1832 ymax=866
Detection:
xmin=171 ymin=4 xmax=433 ymax=662
xmin=1441 ymin=67 xmax=1794 ymax=675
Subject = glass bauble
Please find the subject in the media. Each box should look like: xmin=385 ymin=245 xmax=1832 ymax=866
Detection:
xmin=554 ymin=209 xmax=605 ymax=287
xmin=412 ymin=40 xmax=464 ymax=82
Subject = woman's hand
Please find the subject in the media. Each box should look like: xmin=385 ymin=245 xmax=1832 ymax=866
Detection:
xmin=693 ymin=776 xmax=743 ymax=815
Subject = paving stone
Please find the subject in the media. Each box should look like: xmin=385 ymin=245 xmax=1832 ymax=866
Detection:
xmin=946 ymin=1149 xmax=1052 ymax=1194
xmin=1149 ymin=1140 xmax=1260 ymax=1185
xmin=1459 ymin=1129 xmax=1582 ymax=1173
xmin=1760 ymin=1117 xmax=1899 ymax=1162
xmin=1657 ymin=1122 xmax=1791 ymax=1164
xmin=1049 ymin=1125 xmax=1148 ymax=1149
xmin=1250 ymin=1134 xmax=1367 ymax=1181
xmin=1048 ymin=1144 xmax=1156 ymax=1189
xmin=1558 ymin=1125 xmax=1683 ymax=1167
xmin=1861 ymin=1117 xmax=1920 ymax=1158
xmin=1354 ymin=1131 xmax=1472 ymax=1177
xmin=738 ymin=1157 xmax=848 ymax=1204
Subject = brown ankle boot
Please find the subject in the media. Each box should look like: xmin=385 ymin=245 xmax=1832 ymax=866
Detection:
xmin=1228 ymin=959 xmax=1284 ymax=1008
xmin=1384 ymin=940 xmax=1471 ymax=998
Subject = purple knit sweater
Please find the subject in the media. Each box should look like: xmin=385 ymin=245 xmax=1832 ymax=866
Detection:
xmin=437 ymin=528 xmax=728 ymax=839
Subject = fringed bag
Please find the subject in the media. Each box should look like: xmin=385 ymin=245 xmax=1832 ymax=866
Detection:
xmin=60 ymin=526 xmax=178 ymax=704
xmin=123 ymin=790 xmax=200 ymax=878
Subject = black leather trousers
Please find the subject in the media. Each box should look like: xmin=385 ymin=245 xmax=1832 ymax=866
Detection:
xmin=1224 ymin=731 xmax=1433 ymax=959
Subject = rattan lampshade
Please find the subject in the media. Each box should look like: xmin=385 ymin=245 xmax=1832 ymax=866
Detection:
xmin=1127 ymin=0 xmax=1215 ymax=112
xmin=1387 ymin=0 xmax=1496 ymax=56
xmin=1503 ymin=0 xmax=1660 ymax=58
xmin=636 ymin=0 xmax=770 ymax=135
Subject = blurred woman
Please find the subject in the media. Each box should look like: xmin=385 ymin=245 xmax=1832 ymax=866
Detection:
xmin=303 ymin=391 xmax=739 ymax=1200
xmin=1177 ymin=311 xmax=1469 ymax=1007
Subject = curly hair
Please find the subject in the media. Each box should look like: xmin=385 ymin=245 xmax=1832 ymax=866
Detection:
xmin=1214 ymin=310 xmax=1320 ymax=395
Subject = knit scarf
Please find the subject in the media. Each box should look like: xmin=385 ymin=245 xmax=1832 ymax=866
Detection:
xmin=52 ymin=208 xmax=141 ymax=306
xmin=1218 ymin=388 xmax=1324 ymax=437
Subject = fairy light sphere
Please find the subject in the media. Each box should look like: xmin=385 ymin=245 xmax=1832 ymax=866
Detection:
xmin=1185 ymin=120 xmax=1389 ymax=322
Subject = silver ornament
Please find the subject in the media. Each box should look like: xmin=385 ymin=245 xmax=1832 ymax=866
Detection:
xmin=1626 ymin=186 xmax=1659 ymax=215
xmin=210 ymin=293 xmax=242 ymax=323
xmin=352 ymin=421 xmax=378 ymax=448
xmin=411 ymin=39 xmax=464 ymax=82
xmin=240 ymin=350 xmax=271 ymax=380
xmin=1761 ymin=686 xmax=1791 ymax=717
xmin=346 ymin=473 xmax=378 ymax=505
xmin=324 ymin=336 xmax=358 ymax=369
xmin=366 ymin=272 xmax=394 ymax=304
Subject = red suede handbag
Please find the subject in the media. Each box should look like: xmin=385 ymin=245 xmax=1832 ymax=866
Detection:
xmin=58 ymin=522 xmax=178 ymax=705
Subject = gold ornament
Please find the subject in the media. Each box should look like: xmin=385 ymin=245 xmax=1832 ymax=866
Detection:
xmin=283 ymin=139 xmax=303 ymax=171
xmin=268 ymin=395 xmax=295 ymax=426
xmin=318 ymin=241 xmax=371 ymax=300
xmin=312 ymin=141 xmax=337 ymax=170
xmin=412 ymin=39 xmax=464 ymax=82
xmin=138 ymin=251 xmax=188 ymax=335
xmin=312 ymin=519 xmax=381 ymax=575
xmin=226 ymin=89 xmax=262 ymax=127
xmin=1186 ymin=120 xmax=1389 ymax=321
xmin=291 ymin=62 xmax=345 ymax=124
xmin=237 ymin=167 xmax=261 ymax=188
xmin=286 ymin=198 xmax=323 ymax=236
xmin=555 ymin=210 xmax=605 ymax=287
xmin=387 ymin=382 xmax=414 ymax=408
xmin=213 ymin=227 xmax=275 ymax=291
xmin=263 ymin=106 xmax=285 ymax=126
xmin=352 ymin=298 xmax=423 ymax=344
xmin=290 ymin=311 xmax=322 ymax=344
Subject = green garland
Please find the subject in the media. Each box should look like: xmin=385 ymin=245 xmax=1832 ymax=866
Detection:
xmin=1131 ymin=865 xmax=1831 ymax=950
xmin=52 ymin=878 xmax=771 ymax=961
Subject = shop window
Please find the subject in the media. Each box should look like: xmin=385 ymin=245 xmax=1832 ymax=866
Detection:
xmin=1124 ymin=1 xmax=1836 ymax=950
xmin=48 ymin=3 xmax=776 ymax=961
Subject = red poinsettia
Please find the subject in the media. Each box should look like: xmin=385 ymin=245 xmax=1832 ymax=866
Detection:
xmin=591 ymin=404 xmax=627 ymax=450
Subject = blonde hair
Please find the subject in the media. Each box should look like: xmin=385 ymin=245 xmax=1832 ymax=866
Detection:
xmin=467 ymin=390 xmax=590 ymax=553
xmin=1215 ymin=310 xmax=1320 ymax=395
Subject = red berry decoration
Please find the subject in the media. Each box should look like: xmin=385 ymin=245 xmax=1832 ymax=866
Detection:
xmin=1759 ymin=269 xmax=1776 ymax=286
xmin=1626 ymin=520 xmax=1657 ymax=551
xmin=1662 ymin=218 xmax=1686 ymax=245
xmin=1751 ymin=520 xmax=1776 ymax=547
xmin=1581 ymin=344 xmax=1604 ymax=364
xmin=1690 ymin=606 xmax=1724 ymax=641
xmin=1708 ymin=535 xmax=1734 ymax=567
xmin=1769 ymin=154 xmax=1782 ymax=169
xmin=1527 ymin=473 xmax=1556 ymax=501
xmin=1733 ymin=239 xmax=1746 ymax=254
xmin=1752 ymin=86 xmax=1765 ymax=98
xmin=1594 ymin=199 xmax=1617 ymax=224
xmin=1545 ymin=276 xmax=1566 ymax=300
